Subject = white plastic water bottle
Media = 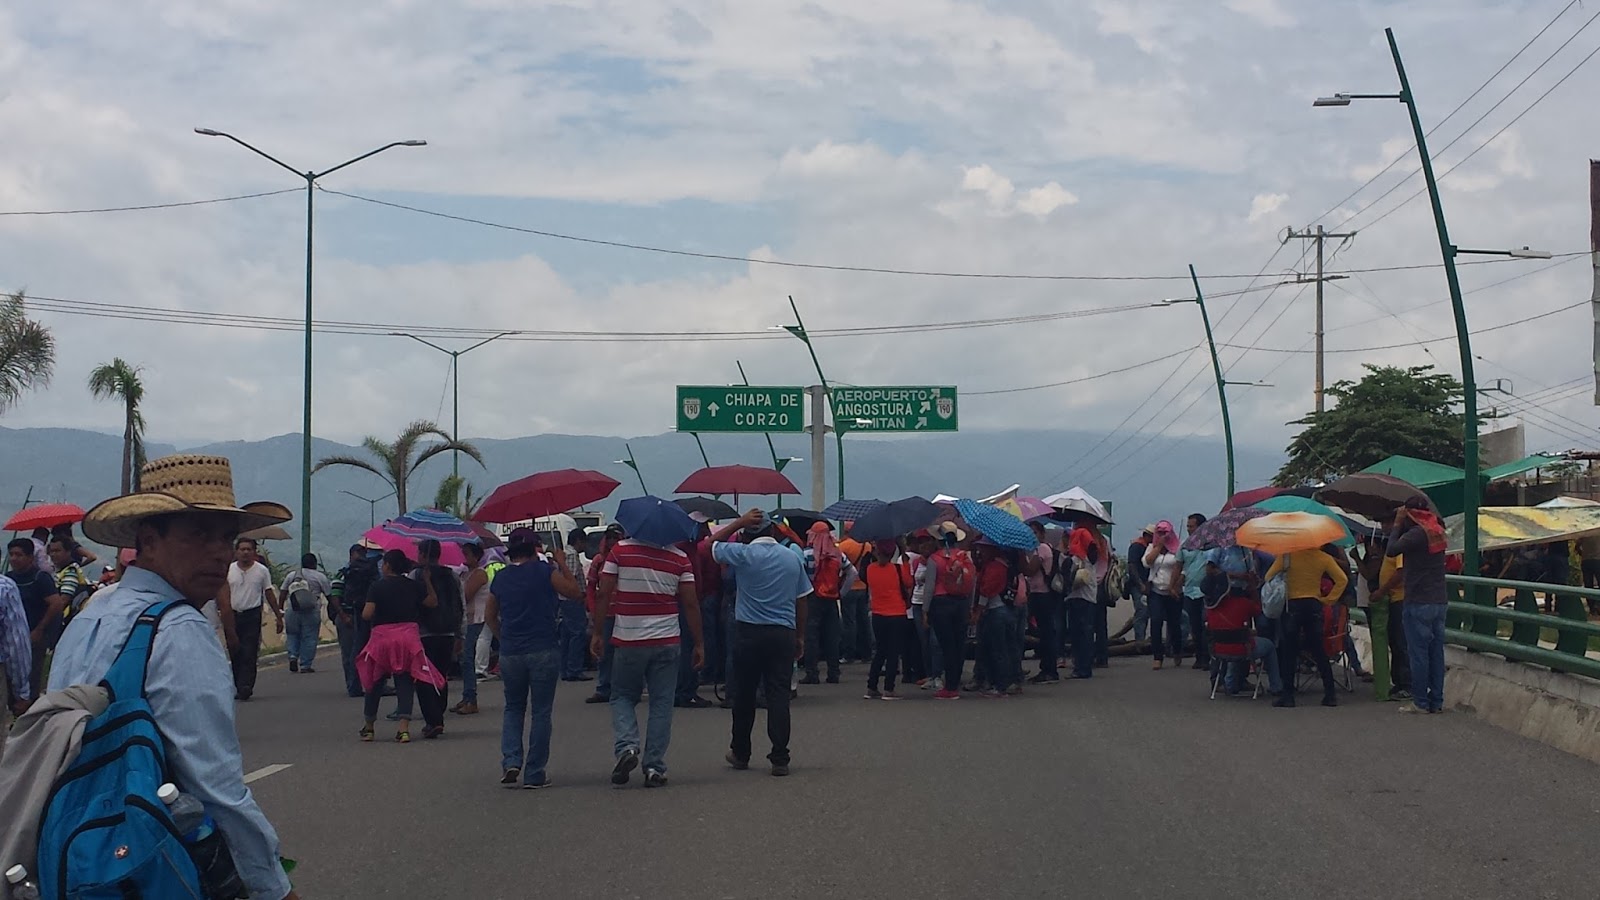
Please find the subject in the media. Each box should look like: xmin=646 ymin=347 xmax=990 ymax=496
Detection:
xmin=5 ymin=864 xmax=41 ymax=900
xmin=157 ymin=783 xmax=245 ymax=898
xmin=157 ymin=783 xmax=213 ymax=841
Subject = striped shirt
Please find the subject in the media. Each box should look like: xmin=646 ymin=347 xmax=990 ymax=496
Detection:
xmin=602 ymin=540 xmax=694 ymax=646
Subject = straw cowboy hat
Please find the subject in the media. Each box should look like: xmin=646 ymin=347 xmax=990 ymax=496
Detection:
xmin=84 ymin=454 xmax=292 ymax=548
xmin=935 ymin=521 xmax=967 ymax=543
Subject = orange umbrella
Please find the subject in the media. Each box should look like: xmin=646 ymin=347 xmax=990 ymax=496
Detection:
xmin=1234 ymin=511 xmax=1347 ymax=556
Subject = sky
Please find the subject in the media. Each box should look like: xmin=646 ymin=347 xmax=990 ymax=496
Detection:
xmin=1 ymin=0 xmax=1597 ymax=494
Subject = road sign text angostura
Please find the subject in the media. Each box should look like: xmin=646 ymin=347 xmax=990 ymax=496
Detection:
xmin=833 ymin=386 xmax=959 ymax=433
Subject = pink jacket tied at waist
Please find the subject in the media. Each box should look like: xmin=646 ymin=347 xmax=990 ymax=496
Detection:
xmin=356 ymin=622 xmax=446 ymax=693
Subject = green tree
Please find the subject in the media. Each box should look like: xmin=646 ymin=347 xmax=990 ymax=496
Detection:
xmin=88 ymin=358 xmax=147 ymax=494
xmin=0 ymin=290 xmax=54 ymax=415
xmin=1274 ymin=364 xmax=1465 ymax=486
xmin=313 ymin=420 xmax=484 ymax=515
xmin=432 ymin=473 xmax=480 ymax=519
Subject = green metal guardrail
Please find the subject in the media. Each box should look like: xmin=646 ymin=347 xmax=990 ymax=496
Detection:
xmin=1440 ymin=574 xmax=1600 ymax=680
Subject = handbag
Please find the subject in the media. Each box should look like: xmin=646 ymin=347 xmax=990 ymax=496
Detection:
xmin=1261 ymin=554 xmax=1288 ymax=619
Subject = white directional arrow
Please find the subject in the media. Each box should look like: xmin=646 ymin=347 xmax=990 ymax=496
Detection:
xmin=920 ymin=401 xmax=931 ymax=414
xmin=708 ymin=402 xmax=721 ymax=417
xmin=916 ymin=416 xmax=928 ymax=429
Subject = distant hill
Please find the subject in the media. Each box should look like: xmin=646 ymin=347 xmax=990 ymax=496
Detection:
xmin=0 ymin=426 xmax=1282 ymax=559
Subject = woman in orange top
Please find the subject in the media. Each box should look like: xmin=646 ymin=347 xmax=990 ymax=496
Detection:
xmin=863 ymin=539 xmax=912 ymax=700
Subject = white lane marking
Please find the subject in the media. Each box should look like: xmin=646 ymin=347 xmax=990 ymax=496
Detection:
xmin=243 ymin=764 xmax=293 ymax=784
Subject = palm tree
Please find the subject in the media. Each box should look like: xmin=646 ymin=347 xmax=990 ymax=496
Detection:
xmin=314 ymin=420 xmax=484 ymax=515
xmin=433 ymin=474 xmax=480 ymax=519
xmin=0 ymin=290 xmax=55 ymax=416
xmin=88 ymin=358 xmax=147 ymax=494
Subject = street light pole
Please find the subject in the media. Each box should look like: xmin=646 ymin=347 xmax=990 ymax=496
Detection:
xmin=779 ymin=297 xmax=845 ymax=503
xmin=1314 ymin=28 xmax=1551 ymax=583
xmin=391 ymin=332 xmax=514 ymax=477
xmin=615 ymin=443 xmax=649 ymax=495
xmin=689 ymin=432 xmax=711 ymax=468
xmin=736 ymin=360 xmax=787 ymax=474
xmin=195 ymin=129 xmax=426 ymax=559
xmin=1164 ymin=266 xmax=1236 ymax=497
xmin=340 ymin=488 xmax=396 ymax=529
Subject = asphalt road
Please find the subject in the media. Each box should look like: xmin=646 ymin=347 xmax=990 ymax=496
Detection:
xmin=234 ymin=654 xmax=1600 ymax=900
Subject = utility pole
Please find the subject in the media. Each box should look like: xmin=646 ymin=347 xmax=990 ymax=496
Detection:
xmin=1283 ymin=225 xmax=1355 ymax=412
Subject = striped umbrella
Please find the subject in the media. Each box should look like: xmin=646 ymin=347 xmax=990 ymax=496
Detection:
xmin=381 ymin=508 xmax=479 ymax=543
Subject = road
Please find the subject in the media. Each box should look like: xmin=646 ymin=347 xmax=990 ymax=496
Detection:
xmin=235 ymin=654 xmax=1600 ymax=899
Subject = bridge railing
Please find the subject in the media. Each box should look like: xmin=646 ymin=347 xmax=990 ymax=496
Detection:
xmin=1436 ymin=574 xmax=1600 ymax=680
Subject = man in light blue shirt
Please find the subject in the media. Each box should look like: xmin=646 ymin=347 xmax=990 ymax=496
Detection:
xmin=1178 ymin=513 xmax=1213 ymax=670
xmin=49 ymin=455 xmax=297 ymax=900
xmin=711 ymin=510 xmax=812 ymax=776
xmin=0 ymin=577 xmax=31 ymax=750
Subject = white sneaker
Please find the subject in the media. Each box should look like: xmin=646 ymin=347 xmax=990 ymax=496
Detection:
xmin=922 ymin=676 xmax=942 ymax=691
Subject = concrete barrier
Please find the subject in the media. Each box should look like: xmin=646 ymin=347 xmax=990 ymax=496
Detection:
xmin=1353 ymin=624 xmax=1600 ymax=765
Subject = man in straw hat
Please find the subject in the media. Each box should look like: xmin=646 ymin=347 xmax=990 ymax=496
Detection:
xmin=47 ymin=454 xmax=299 ymax=900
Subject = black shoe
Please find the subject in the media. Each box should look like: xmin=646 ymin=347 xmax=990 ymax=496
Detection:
xmin=719 ymin=698 xmax=733 ymax=709
xmin=300 ymin=666 xmax=315 ymax=674
xmin=1272 ymin=695 xmax=1296 ymax=708
xmin=1191 ymin=660 xmax=1208 ymax=670
xmin=770 ymin=763 xmax=790 ymax=777
xmin=679 ymin=695 xmax=713 ymax=709
xmin=1321 ymin=694 xmax=1339 ymax=708
xmin=569 ymin=674 xmax=594 ymax=682
xmin=288 ymin=659 xmax=298 ymax=673
xmin=825 ymin=675 xmax=840 ymax=684
xmin=584 ymin=693 xmax=610 ymax=704
xmin=644 ymin=768 xmax=668 ymax=788
xmin=799 ymin=675 xmax=821 ymax=685
xmin=725 ymin=751 xmax=749 ymax=770
xmin=612 ymin=748 xmax=640 ymax=785
xmin=501 ymin=768 xmax=521 ymax=787
xmin=347 ymin=691 xmax=363 ymax=699
xmin=1029 ymin=672 xmax=1052 ymax=684
xmin=1093 ymin=660 xmax=1109 ymax=669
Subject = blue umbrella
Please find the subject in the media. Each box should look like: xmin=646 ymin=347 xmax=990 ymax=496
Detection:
xmin=846 ymin=497 xmax=943 ymax=542
xmin=952 ymin=499 xmax=1035 ymax=551
xmin=381 ymin=508 xmax=478 ymax=543
xmin=821 ymin=498 xmax=886 ymax=522
xmin=614 ymin=495 xmax=700 ymax=547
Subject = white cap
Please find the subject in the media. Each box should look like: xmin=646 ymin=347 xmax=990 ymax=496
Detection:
xmin=157 ymin=783 xmax=179 ymax=805
xmin=5 ymin=865 xmax=26 ymax=885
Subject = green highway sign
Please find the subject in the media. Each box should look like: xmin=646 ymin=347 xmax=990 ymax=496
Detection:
xmin=833 ymin=386 xmax=959 ymax=433
xmin=676 ymin=385 xmax=806 ymax=433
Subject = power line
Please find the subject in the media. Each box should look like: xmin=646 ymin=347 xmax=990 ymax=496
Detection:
xmin=0 ymin=188 xmax=302 ymax=216
xmin=1308 ymin=0 xmax=1581 ymax=228
xmin=1219 ymin=299 xmax=1586 ymax=353
xmin=966 ymin=344 xmax=1202 ymax=396
xmin=1322 ymin=254 xmax=1583 ymax=336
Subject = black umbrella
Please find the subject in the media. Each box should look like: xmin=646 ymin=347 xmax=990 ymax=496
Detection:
xmin=673 ymin=496 xmax=738 ymax=521
xmin=773 ymin=508 xmax=825 ymax=535
xmin=846 ymin=497 xmax=943 ymax=542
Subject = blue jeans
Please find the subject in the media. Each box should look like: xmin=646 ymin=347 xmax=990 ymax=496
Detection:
xmin=700 ymin=591 xmax=722 ymax=683
xmin=461 ymin=622 xmax=484 ymax=703
xmin=609 ymin=644 xmax=680 ymax=774
xmin=595 ymin=617 xmax=616 ymax=697
xmin=981 ymin=606 xmax=1019 ymax=691
xmin=1404 ymin=602 xmax=1448 ymax=712
xmin=284 ymin=607 xmax=321 ymax=669
xmin=1130 ymin=588 xmax=1149 ymax=642
xmin=335 ymin=614 xmax=360 ymax=696
xmin=1221 ymin=637 xmax=1282 ymax=694
xmin=500 ymin=649 xmax=561 ymax=781
xmin=1148 ymin=592 xmax=1183 ymax=662
xmin=1067 ymin=597 xmax=1095 ymax=678
xmin=675 ymin=611 xmax=700 ymax=703
xmin=557 ymin=600 xmax=589 ymax=679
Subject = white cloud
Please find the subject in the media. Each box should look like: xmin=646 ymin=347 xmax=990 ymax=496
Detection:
xmin=1225 ymin=0 xmax=1295 ymax=28
xmin=1247 ymin=192 xmax=1288 ymax=223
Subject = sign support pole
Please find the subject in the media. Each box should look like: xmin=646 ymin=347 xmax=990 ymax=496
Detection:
xmin=808 ymin=385 xmax=827 ymax=512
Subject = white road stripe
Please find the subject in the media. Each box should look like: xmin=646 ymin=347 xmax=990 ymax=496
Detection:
xmin=243 ymin=764 xmax=292 ymax=784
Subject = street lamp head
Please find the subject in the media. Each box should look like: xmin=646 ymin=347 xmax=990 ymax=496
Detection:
xmin=194 ymin=127 xmax=223 ymax=136
xmin=1508 ymin=246 xmax=1553 ymax=259
xmin=1312 ymin=94 xmax=1352 ymax=107
xmin=399 ymin=140 xmax=428 ymax=147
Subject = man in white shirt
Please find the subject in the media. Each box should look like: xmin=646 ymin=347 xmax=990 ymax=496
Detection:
xmin=226 ymin=537 xmax=281 ymax=701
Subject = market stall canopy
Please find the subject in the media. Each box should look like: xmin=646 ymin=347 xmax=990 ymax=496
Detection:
xmin=1444 ymin=506 xmax=1600 ymax=553
xmin=1359 ymin=455 xmax=1482 ymax=518
xmin=1483 ymin=454 xmax=1565 ymax=482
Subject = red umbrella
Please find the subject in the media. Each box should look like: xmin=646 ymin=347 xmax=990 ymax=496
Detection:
xmin=1219 ymin=486 xmax=1282 ymax=513
xmin=5 ymin=503 xmax=86 ymax=532
xmin=674 ymin=465 xmax=800 ymax=505
xmin=473 ymin=469 xmax=622 ymax=524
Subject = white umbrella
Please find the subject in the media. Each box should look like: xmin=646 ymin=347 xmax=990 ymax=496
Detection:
xmin=1043 ymin=486 xmax=1113 ymax=524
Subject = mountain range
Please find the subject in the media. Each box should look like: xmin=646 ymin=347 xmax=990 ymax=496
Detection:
xmin=0 ymin=425 xmax=1284 ymax=559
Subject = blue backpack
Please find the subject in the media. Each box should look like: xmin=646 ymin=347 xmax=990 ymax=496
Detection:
xmin=36 ymin=599 xmax=206 ymax=899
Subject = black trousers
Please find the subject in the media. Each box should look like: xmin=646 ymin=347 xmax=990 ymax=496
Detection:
xmin=417 ymin=635 xmax=452 ymax=726
xmin=730 ymin=622 xmax=795 ymax=766
xmin=929 ymin=595 xmax=968 ymax=690
xmin=1279 ymin=598 xmax=1335 ymax=698
xmin=1388 ymin=603 xmax=1412 ymax=688
xmin=1184 ymin=596 xmax=1210 ymax=664
xmin=1029 ymin=595 xmax=1062 ymax=677
xmin=228 ymin=606 xmax=263 ymax=697
xmin=898 ymin=614 xmax=924 ymax=683
xmin=803 ymin=596 xmax=841 ymax=681
xmin=1094 ymin=602 xmax=1110 ymax=666
xmin=867 ymin=614 xmax=903 ymax=692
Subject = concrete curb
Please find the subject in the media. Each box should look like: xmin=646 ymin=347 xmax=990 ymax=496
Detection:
xmin=1353 ymin=624 xmax=1600 ymax=765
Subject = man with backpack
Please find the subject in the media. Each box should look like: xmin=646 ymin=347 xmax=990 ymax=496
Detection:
xmin=280 ymin=553 xmax=331 ymax=675
xmin=800 ymin=521 xmax=845 ymax=685
xmin=331 ymin=543 xmax=381 ymax=698
xmin=35 ymin=454 xmax=298 ymax=899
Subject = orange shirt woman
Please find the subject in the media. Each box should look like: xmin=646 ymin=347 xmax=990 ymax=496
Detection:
xmin=865 ymin=559 xmax=911 ymax=617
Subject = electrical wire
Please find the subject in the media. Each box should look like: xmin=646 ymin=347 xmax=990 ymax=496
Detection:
xmin=0 ymin=188 xmax=302 ymax=216
xmin=1219 ymin=299 xmax=1587 ymax=353
xmin=965 ymin=345 xmax=1203 ymax=396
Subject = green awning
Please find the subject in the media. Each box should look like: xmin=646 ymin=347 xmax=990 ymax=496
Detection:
xmin=1361 ymin=455 xmax=1468 ymax=489
xmin=1482 ymin=454 xmax=1563 ymax=481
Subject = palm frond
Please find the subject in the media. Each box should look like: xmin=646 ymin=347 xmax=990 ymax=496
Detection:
xmin=0 ymin=291 xmax=55 ymax=412
xmin=409 ymin=440 xmax=486 ymax=476
xmin=312 ymin=455 xmax=391 ymax=484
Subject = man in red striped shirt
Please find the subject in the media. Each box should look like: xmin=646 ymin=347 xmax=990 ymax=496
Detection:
xmin=592 ymin=537 xmax=703 ymax=788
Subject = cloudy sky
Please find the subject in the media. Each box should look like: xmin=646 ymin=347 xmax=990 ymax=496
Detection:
xmin=1 ymin=0 xmax=1596 ymax=491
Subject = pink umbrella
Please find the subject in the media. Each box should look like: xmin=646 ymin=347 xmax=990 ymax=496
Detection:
xmin=1004 ymin=497 xmax=1057 ymax=521
xmin=361 ymin=525 xmax=466 ymax=566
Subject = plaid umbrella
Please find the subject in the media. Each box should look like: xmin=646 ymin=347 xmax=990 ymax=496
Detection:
xmin=1182 ymin=507 xmax=1269 ymax=550
xmin=952 ymin=499 xmax=1035 ymax=551
xmin=821 ymin=498 xmax=886 ymax=522
xmin=846 ymin=497 xmax=943 ymax=542
xmin=381 ymin=508 xmax=479 ymax=543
